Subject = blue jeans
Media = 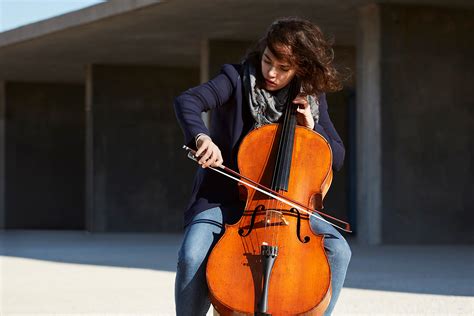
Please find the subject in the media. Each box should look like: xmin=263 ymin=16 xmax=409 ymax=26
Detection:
xmin=175 ymin=206 xmax=351 ymax=316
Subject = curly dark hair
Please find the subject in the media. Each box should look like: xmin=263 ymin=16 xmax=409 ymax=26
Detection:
xmin=245 ymin=17 xmax=345 ymax=97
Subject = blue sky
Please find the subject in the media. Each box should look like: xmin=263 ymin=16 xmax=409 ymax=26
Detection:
xmin=0 ymin=0 xmax=104 ymax=32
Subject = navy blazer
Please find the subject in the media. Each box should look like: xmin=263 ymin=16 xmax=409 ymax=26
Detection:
xmin=174 ymin=64 xmax=345 ymax=226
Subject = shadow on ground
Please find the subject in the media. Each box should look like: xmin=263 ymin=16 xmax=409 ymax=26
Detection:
xmin=1 ymin=230 xmax=473 ymax=297
xmin=0 ymin=230 xmax=180 ymax=271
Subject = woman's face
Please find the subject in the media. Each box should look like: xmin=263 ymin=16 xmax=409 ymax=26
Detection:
xmin=261 ymin=46 xmax=297 ymax=91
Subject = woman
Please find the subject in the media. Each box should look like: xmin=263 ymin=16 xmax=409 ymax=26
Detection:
xmin=174 ymin=17 xmax=351 ymax=316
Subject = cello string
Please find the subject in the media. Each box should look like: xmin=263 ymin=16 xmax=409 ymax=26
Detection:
xmin=275 ymin=192 xmax=282 ymax=249
xmin=274 ymin=87 xmax=297 ymax=248
xmin=277 ymin=99 xmax=296 ymax=248
xmin=271 ymin=90 xmax=287 ymax=247
xmin=275 ymin=82 xmax=294 ymax=247
xmin=281 ymin=79 xmax=299 ymax=246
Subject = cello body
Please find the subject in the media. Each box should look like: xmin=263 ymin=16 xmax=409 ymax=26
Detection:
xmin=206 ymin=122 xmax=334 ymax=315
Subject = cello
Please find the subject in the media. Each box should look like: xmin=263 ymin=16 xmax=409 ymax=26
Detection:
xmin=185 ymin=78 xmax=350 ymax=315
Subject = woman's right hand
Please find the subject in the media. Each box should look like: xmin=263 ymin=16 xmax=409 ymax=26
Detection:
xmin=195 ymin=135 xmax=224 ymax=168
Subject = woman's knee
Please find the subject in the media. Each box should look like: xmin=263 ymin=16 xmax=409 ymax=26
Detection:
xmin=178 ymin=207 xmax=225 ymax=268
xmin=339 ymin=238 xmax=352 ymax=264
xmin=177 ymin=241 xmax=211 ymax=273
xmin=326 ymin=236 xmax=352 ymax=265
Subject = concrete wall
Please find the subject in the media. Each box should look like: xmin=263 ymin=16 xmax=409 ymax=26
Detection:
xmin=208 ymin=39 xmax=253 ymax=77
xmin=357 ymin=4 xmax=383 ymax=245
xmin=86 ymin=65 xmax=199 ymax=232
xmin=5 ymin=82 xmax=85 ymax=229
xmin=380 ymin=5 xmax=474 ymax=243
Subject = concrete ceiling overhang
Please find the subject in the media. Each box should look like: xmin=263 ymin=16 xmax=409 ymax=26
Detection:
xmin=0 ymin=0 xmax=472 ymax=83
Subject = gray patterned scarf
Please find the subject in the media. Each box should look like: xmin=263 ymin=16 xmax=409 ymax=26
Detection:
xmin=242 ymin=61 xmax=319 ymax=129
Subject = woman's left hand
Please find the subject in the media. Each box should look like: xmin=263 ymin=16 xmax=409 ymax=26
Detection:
xmin=293 ymin=95 xmax=315 ymax=129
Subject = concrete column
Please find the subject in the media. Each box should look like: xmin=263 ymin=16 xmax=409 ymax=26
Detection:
xmin=356 ymin=4 xmax=382 ymax=245
xmin=85 ymin=65 xmax=99 ymax=232
xmin=85 ymin=64 xmax=199 ymax=232
xmin=0 ymin=81 xmax=4 ymax=230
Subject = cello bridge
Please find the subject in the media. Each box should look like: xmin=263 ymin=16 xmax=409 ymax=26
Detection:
xmin=265 ymin=210 xmax=289 ymax=226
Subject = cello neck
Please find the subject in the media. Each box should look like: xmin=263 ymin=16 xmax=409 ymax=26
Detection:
xmin=271 ymin=77 xmax=301 ymax=192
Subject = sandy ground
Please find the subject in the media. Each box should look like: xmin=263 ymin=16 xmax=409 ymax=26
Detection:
xmin=0 ymin=230 xmax=473 ymax=315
